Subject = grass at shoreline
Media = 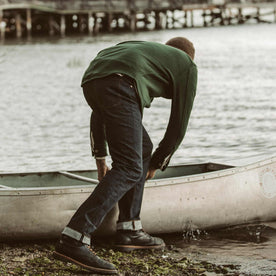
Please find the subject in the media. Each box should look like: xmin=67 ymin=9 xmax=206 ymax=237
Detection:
xmin=0 ymin=238 xmax=239 ymax=276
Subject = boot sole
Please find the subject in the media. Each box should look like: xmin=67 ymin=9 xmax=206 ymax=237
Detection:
xmin=53 ymin=251 xmax=118 ymax=275
xmin=114 ymin=243 xmax=165 ymax=252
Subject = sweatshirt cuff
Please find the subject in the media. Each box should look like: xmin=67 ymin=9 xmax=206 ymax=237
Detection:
xmin=92 ymin=147 xmax=108 ymax=158
xmin=150 ymin=152 xmax=172 ymax=171
xmin=95 ymin=156 xmax=107 ymax=160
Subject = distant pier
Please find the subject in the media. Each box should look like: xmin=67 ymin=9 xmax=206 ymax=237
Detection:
xmin=0 ymin=0 xmax=275 ymax=39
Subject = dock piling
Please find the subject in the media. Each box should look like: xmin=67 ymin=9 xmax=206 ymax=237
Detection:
xmin=238 ymin=8 xmax=244 ymax=24
xmin=202 ymin=10 xmax=207 ymax=27
xmin=49 ymin=16 xmax=54 ymax=36
xmin=88 ymin=12 xmax=93 ymax=35
xmin=155 ymin=11 xmax=161 ymax=30
xmin=183 ymin=10 xmax=188 ymax=28
xmin=0 ymin=9 xmax=5 ymax=40
xmin=129 ymin=13 xmax=136 ymax=32
xmin=256 ymin=7 xmax=260 ymax=23
xmin=190 ymin=10 xmax=194 ymax=27
xmin=155 ymin=11 xmax=166 ymax=30
xmin=49 ymin=15 xmax=60 ymax=36
xmin=78 ymin=14 xmax=86 ymax=33
xmin=26 ymin=9 xmax=32 ymax=38
xmin=15 ymin=12 xmax=22 ymax=38
xmin=60 ymin=14 xmax=66 ymax=37
xmin=93 ymin=14 xmax=100 ymax=35
xmin=102 ymin=12 xmax=112 ymax=32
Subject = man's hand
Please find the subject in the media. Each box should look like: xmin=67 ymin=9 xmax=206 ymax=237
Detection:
xmin=146 ymin=168 xmax=156 ymax=180
xmin=96 ymin=159 xmax=109 ymax=181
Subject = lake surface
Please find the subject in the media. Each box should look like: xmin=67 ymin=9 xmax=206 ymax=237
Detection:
xmin=0 ymin=23 xmax=276 ymax=173
xmin=166 ymin=222 xmax=276 ymax=275
xmin=0 ymin=22 xmax=276 ymax=275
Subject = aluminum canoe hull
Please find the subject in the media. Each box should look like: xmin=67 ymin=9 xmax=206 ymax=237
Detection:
xmin=0 ymin=156 xmax=276 ymax=240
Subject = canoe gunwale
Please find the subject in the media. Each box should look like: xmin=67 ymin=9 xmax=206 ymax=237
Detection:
xmin=1 ymin=156 xmax=275 ymax=196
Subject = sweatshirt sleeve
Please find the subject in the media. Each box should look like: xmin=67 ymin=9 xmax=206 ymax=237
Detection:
xmin=90 ymin=111 xmax=108 ymax=159
xmin=149 ymin=64 xmax=197 ymax=171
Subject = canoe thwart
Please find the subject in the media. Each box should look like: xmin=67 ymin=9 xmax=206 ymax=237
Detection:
xmin=58 ymin=171 xmax=99 ymax=185
xmin=0 ymin=184 xmax=13 ymax=189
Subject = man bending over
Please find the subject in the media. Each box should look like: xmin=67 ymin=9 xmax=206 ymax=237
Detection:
xmin=54 ymin=37 xmax=197 ymax=274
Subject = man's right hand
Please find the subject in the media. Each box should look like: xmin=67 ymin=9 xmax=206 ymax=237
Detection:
xmin=96 ymin=159 xmax=109 ymax=181
xmin=146 ymin=168 xmax=156 ymax=180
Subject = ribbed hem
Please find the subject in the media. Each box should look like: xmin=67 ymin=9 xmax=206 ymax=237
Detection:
xmin=116 ymin=220 xmax=143 ymax=231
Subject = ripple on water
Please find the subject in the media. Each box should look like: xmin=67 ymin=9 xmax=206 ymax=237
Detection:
xmin=166 ymin=223 xmax=276 ymax=275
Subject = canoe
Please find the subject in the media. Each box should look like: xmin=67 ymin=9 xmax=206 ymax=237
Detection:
xmin=0 ymin=156 xmax=276 ymax=241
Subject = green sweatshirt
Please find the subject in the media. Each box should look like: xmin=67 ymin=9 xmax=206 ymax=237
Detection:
xmin=82 ymin=41 xmax=197 ymax=170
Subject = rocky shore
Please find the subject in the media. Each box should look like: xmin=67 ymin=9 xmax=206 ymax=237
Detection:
xmin=0 ymin=235 xmax=241 ymax=276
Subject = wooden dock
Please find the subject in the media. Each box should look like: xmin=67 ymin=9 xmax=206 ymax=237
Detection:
xmin=0 ymin=0 xmax=275 ymax=39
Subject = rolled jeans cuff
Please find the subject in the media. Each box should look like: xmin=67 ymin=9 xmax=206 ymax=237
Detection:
xmin=116 ymin=220 xmax=143 ymax=231
xmin=62 ymin=227 xmax=91 ymax=245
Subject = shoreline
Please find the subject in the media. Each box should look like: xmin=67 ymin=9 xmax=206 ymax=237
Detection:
xmin=0 ymin=235 xmax=246 ymax=276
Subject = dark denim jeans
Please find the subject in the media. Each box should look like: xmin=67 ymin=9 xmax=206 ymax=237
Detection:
xmin=66 ymin=74 xmax=153 ymax=235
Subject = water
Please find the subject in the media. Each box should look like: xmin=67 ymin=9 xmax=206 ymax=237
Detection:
xmin=168 ymin=222 xmax=276 ymax=275
xmin=0 ymin=23 xmax=276 ymax=173
xmin=0 ymin=23 xmax=276 ymax=274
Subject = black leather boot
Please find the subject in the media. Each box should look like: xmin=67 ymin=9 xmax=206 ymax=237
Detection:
xmin=53 ymin=236 xmax=117 ymax=275
xmin=114 ymin=230 xmax=165 ymax=252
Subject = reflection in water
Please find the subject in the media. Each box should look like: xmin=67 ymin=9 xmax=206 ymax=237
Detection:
xmin=167 ymin=223 xmax=276 ymax=275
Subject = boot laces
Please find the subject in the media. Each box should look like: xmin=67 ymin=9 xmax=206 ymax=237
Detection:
xmin=86 ymin=244 xmax=96 ymax=254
